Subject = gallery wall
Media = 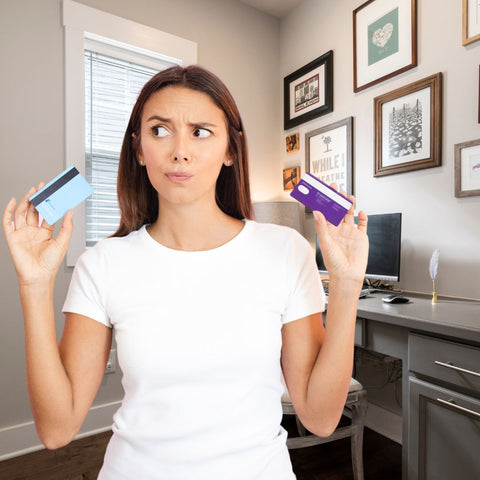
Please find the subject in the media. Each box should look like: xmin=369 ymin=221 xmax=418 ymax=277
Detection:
xmin=279 ymin=0 xmax=480 ymax=300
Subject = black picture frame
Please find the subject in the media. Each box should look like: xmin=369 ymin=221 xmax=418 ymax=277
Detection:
xmin=283 ymin=50 xmax=333 ymax=130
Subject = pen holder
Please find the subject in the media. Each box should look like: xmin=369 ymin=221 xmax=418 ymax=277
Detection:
xmin=431 ymin=280 xmax=438 ymax=304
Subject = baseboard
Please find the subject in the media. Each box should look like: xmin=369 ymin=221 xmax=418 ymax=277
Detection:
xmin=0 ymin=400 xmax=121 ymax=461
xmin=365 ymin=402 xmax=402 ymax=444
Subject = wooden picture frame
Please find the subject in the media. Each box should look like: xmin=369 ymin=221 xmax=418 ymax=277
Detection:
xmin=463 ymin=0 xmax=480 ymax=46
xmin=353 ymin=0 xmax=417 ymax=93
xmin=285 ymin=133 xmax=300 ymax=153
xmin=305 ymin=117 xmax=354 ymax=196
xmin=374 ymin=73 xmax=442 ymax=177
xmin=284 ymin=51 xmax=333 ymax=130
xmin=283 ymin=166 xmax=301 ymax=191
xmin=455 ymin=139 xmax=480 ymax=197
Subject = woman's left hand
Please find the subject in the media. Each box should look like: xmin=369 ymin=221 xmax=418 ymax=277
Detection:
xmin=314 ymin=185 xmax=369 ymax=284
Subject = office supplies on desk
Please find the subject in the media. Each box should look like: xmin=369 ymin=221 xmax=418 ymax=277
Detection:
xmin=382 ymin=294 xmax=410 ymax=304
xmin=324 ymin=286 xmax=370 ymax=299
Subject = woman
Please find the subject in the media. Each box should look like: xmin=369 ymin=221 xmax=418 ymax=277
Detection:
xmin=2 ymin=65 xmax=368 ymax=479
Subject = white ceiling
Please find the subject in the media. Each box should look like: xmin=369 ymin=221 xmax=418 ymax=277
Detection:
xmin=239 ymin=0 xmax=303 ymax=18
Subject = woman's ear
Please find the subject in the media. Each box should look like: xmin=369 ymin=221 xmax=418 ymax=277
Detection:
xmin=132 ymin=133 xmax=144 ymax=166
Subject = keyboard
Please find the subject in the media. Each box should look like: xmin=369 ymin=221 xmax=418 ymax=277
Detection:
xmin=323 ymin=286 xmax=371 ymax=299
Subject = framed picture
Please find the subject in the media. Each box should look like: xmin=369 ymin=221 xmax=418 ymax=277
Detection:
xmin=284 ymin=50 xmax=333 ymax=130
xmin=353 ymin=0 xmax=417 ymax=93
xmin=283 ymin=166 xmax=301 ymax=191
xmin=305 ymin=117 xmax=353 ymax=195
xmin=374 ymin=73 xmax=442 ymax=177
xmin=285 ymin=133 xmax=300 ymax=153
xmin=463 ymin=0 xmax=480 ymax=46
xmin=455 ymin=139 xmax=480 ymax=197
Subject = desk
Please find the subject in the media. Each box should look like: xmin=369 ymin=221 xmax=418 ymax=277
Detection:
xmin=353 ymin=293 xmax=480 ymax=480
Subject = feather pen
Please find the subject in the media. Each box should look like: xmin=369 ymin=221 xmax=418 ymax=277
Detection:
xmin=429 ymin=249 xmax=439 ymax=303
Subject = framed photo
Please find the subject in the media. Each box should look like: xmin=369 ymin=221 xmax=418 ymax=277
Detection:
xmin=283 ymin=166 xmax=301 ymax=191
xmin=463 ymin=0 xmax=480 ymax=46
xmin=353 ymin=0 xmax=417 ymax=93
xmin=284 ymin=50 xmax=333 ymax=130
xmin=455 ymin=139 xmax=480 ymax=197
xmin=374 ymin=73 xmax=442 ymax=177
xmin=286 ymin=133 xmax=300 ymax=153
xmin=305 ymin=117 xmax=353 ymax=195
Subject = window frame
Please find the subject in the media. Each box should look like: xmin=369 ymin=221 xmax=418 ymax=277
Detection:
xmin=63 ymin=0 xmax=197 ymax=265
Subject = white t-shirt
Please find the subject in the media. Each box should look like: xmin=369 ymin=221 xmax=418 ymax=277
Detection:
xmin=63 ymin=220 xmax=325 ymax=480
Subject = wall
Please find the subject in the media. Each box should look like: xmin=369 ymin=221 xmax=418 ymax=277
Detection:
xmin=280 ymin=0 xmax=480 ymax=300
xmin=0 ymin=0 xmax=280 ymax=459
xmin=2 ymin=0 xmax=479 ymax=461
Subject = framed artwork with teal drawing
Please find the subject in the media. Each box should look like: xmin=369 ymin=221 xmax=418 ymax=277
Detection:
xmin=353 ymin=0 xmax=417 ymax=92
xmin=304 ymin=117 xmax=353 ymax=214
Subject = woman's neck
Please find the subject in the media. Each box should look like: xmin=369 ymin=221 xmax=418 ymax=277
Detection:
xmin=147 ymin=202 xmax=244 ymax=251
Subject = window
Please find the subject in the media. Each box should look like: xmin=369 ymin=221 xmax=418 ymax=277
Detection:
xmin=63 ymin=0 xmax=197 ymax=265
xmin=84 ymin=48 xmax=164 ymax=246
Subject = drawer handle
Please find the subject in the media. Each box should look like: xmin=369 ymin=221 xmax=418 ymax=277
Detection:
xmin=436 ymin=398 xmax=480 ymax=419
xmin=434 ymin=360 xmax=480 ymax=378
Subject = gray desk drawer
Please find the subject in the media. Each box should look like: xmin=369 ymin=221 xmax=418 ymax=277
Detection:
xmin=409 ymin=333 xmax=480 ymax=395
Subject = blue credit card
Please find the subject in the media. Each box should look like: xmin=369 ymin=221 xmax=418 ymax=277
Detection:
xmin=29 ymin=166 xmax=94 ymax=225
xmin=290 ymin=172 xmax=353 ymax=226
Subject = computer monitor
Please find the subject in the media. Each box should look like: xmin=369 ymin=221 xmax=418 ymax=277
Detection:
xmin=316 ymin=212 xmax=402 ymax=283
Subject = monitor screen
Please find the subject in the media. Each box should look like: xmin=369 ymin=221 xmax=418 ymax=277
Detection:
xmin=316 ymin=212 xmax=402 ymax=282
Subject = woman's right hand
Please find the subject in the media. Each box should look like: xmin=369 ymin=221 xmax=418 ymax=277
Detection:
xmin=2 ymin=185 xmax=74 ymax=287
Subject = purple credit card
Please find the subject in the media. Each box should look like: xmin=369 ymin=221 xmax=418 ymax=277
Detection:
xmin=290 ymin=172 xmax=353 ymax=226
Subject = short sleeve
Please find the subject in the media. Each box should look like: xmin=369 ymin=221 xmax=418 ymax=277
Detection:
xmin=62 ymin=245 xmax=112 ymax=328
xmin=282 ymin=232 xmax=325 ymax=324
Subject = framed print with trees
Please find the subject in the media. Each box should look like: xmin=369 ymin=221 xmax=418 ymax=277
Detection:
xmin=374 ymin=73 xmax=442 ymax=177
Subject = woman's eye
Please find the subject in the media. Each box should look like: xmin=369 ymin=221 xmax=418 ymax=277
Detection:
xmin=193 ymin=128 xmax=211 ymax=138
xmin=152 ymin=126 xmax=170 ymax=138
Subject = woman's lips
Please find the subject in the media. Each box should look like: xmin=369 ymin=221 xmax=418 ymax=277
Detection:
xmin=165 ymin=172 xmax=193 ymax=183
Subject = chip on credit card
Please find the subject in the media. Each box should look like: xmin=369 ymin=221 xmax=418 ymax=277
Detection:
xmin=28 ymin=166 xmax=94 ymax=225
xmin=290 ymin=172 xmax=352 ymax=226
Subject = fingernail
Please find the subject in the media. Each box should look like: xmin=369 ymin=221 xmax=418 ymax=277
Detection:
xmin=313 ymin=211 xmax=321 ymax=222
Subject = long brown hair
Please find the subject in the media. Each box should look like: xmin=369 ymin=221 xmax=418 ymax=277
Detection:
xmin=113 ymin=65 xmax=252 ymax=237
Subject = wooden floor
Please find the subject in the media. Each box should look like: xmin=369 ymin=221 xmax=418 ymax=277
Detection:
xmin=285 ymin=416 xmax=402 ymax=480
xmin=0 ymin=416 xmax=401 ymax=479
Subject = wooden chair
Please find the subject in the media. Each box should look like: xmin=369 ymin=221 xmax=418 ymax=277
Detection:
xmin=281 ymin=377 xmax=368 ymax=480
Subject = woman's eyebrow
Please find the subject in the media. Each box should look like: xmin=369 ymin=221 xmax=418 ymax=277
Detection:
xmin=146 ymin=115 xmax=170 ymax=123
xmin=145 ymin=115 xmax=218 ymax=129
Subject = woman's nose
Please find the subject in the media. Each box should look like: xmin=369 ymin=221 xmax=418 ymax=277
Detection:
xmin=173 ymin=153 xmax=190 ymax=162
xmin=172 ymin=136 xmax=191 ymax=163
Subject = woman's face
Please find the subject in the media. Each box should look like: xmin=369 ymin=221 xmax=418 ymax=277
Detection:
xmin=137 ymin=86 xmax=231 ymax=209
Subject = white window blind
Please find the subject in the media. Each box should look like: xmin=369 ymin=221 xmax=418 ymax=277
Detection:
xmin=84 ymin=50 xmax=160 ymax=246
xmin=63 ymin=0 xmax=197 ymax=265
